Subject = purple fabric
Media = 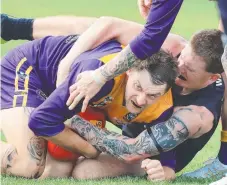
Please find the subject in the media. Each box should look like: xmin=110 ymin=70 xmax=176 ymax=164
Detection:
xmin=218 ymin=0 xmax=227 ymax=34
xmin=1 ymin=35 xmax=122 ymax=137
xmin=218 ymin=141 xmax=227 ymax=165
xmin=160 ymin=150 xmax=176 ymax=170
xmin=130 ymin=0 xmax=183 ymax=59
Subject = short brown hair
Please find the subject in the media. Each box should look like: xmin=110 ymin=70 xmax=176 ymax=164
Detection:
xmin=191 ymin=29 xmax=224 ymax=74
xmin=133 ymin=49 xmax=178 ymax=92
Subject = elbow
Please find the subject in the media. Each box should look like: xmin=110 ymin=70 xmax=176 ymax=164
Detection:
xmin=98 ymin=16 xmax=115 ymax=26
xmin=98 ymin=16 xmax=117 ymax=38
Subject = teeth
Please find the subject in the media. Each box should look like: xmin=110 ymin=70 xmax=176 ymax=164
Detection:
xmin=178 ymin=75 xmax=186 ymax=81
xmin=131 ymin=100 xmax=141 ymax=108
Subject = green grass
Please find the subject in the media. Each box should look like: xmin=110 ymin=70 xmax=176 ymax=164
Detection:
xmin=1 ymin=0 xmax=222 ymax=184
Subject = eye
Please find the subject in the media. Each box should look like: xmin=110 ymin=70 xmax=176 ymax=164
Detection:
xmin=134 ymin=83 xmax=142 ymax=91
xmin=147 ymin=94 xmax=156 ymax=100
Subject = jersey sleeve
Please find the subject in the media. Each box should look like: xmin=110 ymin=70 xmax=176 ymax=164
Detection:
xmin=192 ymin=80 xmax=224 ymax=125
xmin=130 ymin=0 xmax=183 ymax=59
xmin=160 ymin=150 xmax=176 ymax=170
xmin=29 ymin=59 xmax=114 ymax=137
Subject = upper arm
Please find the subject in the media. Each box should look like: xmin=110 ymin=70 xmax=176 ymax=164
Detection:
xmin=29 ymin=59 xmax=113 ymax=137
xmin=109 ymin=17 xmax=143 ymax=46
xmin=173 ymin=105 xmax=214 ymax=138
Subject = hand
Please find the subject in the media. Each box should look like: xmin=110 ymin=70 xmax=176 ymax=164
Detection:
xmin=137 ymin=0 xmax=152 ymax=20
xmin=141 ymin=159 xmax=165 ymax=181
xmin=66 ymin=69 xmax=106 ymax=112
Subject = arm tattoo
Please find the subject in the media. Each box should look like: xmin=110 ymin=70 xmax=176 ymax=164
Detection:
xmin=1 ymin=145 xmax=18 ymax=175
xmin=150 ymin=115 xmax=189 ymax=151
xmin=27 ymin=137 xmax=47 ymax=178
xmin=100 ymin=45 xmax=139 ymax=80
xmin=70 ymin=107 xmax=191 ymax=162
xmin=70 ymin=116 xmax=157 ymax=162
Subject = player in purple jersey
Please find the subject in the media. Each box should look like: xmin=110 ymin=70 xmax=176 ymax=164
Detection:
xmin=3 ymin=31 xmax=204 ymax=179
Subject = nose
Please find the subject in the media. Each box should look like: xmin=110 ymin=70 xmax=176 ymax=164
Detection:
xmin=136 ymin=93 xmax=147 ymax=106
xmin=178 ymin=62 xmax=186 ymax=75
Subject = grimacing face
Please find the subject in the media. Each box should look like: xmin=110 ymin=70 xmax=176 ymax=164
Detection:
xmin=175 ymin=44 xmax=215 ymax=90
xmin=125 ymin=69 xmax=167 ymax=114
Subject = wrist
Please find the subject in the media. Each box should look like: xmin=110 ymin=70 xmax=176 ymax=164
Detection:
xmin=92 ymin=69 xmax=108 ymax=85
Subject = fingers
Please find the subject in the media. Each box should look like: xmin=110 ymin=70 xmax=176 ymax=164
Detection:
xmin=69 ymin=83 xmax=77 ymax=94
xmin=66 ymin=89 xmax=79 ymax=106
xmin=141 ymin=158 xmax=151 ymax=168
xmin=147 ymin=172 xmax=165 ymax=181
xmin=141 ymin=159 xmax=165 ymax=181
xmin=145 ymin=0 xmax=152 ymax=7
xmin=68 ymin=93 xmax=84 ymax=110
xmin=137 ymin=0 xmax=152 ymax=19
xmin=81 ymin=96 xmax=90 ymax=113
xmin=142 ymin=159 xmax=161 ymax=170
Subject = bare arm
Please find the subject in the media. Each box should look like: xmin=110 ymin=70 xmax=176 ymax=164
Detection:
xmin=33 ymin=16 xmax=97 ymax=39
xmin=43 ymin=127 xmax=99 ymax=158
xmin=68 ymin=106 xmax=212 ymax=163
xmin=57 ymin=16 xmax=185 ymax=86
xmin=57 ymin=17 xmax=143 ymax=86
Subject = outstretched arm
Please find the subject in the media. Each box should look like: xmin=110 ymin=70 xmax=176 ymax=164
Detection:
xmin=69 ymin=106 xmax=213 ymax=163
xmin=57 ymin=17 xmax=143 ymax=86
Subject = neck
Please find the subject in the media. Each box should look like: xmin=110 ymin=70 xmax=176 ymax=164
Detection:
xmin=181 ymin=82 xmax=212 ymax=95
xmin=181 ymin=88 xmax=195 ymax=95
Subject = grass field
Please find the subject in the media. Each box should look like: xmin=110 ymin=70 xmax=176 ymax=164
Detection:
xmin=1 ymin=0 xmax=222 ymax=184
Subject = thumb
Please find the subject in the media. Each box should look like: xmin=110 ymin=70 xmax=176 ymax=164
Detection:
xmin=141 ymin=158 xmax=151 ymax=169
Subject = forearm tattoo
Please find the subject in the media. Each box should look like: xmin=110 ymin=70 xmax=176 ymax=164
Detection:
xmin=70 ymin=116 xmax=156 ymax=161
xmin=27 ymin=137 xmax=47 ymax=178
xmin=70 ymin=108 xmax=191 ymax=162
xmin=100 ymin=45 xmax=139 ymax=80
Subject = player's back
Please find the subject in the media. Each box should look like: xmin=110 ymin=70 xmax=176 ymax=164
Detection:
xmin=3 ymin=35 xmax=123 ymax=95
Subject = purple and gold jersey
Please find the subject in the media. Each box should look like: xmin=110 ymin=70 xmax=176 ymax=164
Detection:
xmin=1 ymin=35 xmax=172 ymax=137
xmin=91 ymin=53 xmax=173 ymax=125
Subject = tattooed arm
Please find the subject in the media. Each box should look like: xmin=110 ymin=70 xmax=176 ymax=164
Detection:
xmin=69 ymin=105 xmax=213 ymax=163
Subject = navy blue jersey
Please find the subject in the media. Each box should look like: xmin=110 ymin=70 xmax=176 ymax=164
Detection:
xmin=172 ymin=78 xmax=224 ymax=172
xmin=122 ymin=79 xmax=225 ymax=171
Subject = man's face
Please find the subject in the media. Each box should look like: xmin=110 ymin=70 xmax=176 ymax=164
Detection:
xmin=125 ymin=69 xmax=167 ymax=114
xmin=175 ymin=44 xmax=213 ymax=90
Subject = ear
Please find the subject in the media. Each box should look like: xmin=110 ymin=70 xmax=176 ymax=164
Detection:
xmin=126 ymin=69 xmax=133 ymax=76
xmin=208 ymin=74 xmax=221 ymax=83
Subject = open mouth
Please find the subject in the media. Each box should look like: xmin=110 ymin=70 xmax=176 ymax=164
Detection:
xmin=131 ymin=100 xmax=141 ymax=109
xmin=178 ymin=75 xmax=187 ymax=81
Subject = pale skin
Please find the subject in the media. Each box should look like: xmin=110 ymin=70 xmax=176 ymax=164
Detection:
xmin=0 ymin=107 xmax=98 ymax=178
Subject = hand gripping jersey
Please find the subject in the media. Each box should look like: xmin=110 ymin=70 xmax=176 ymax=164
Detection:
xmin=90 ymin=52 xmax=173 ymax=125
